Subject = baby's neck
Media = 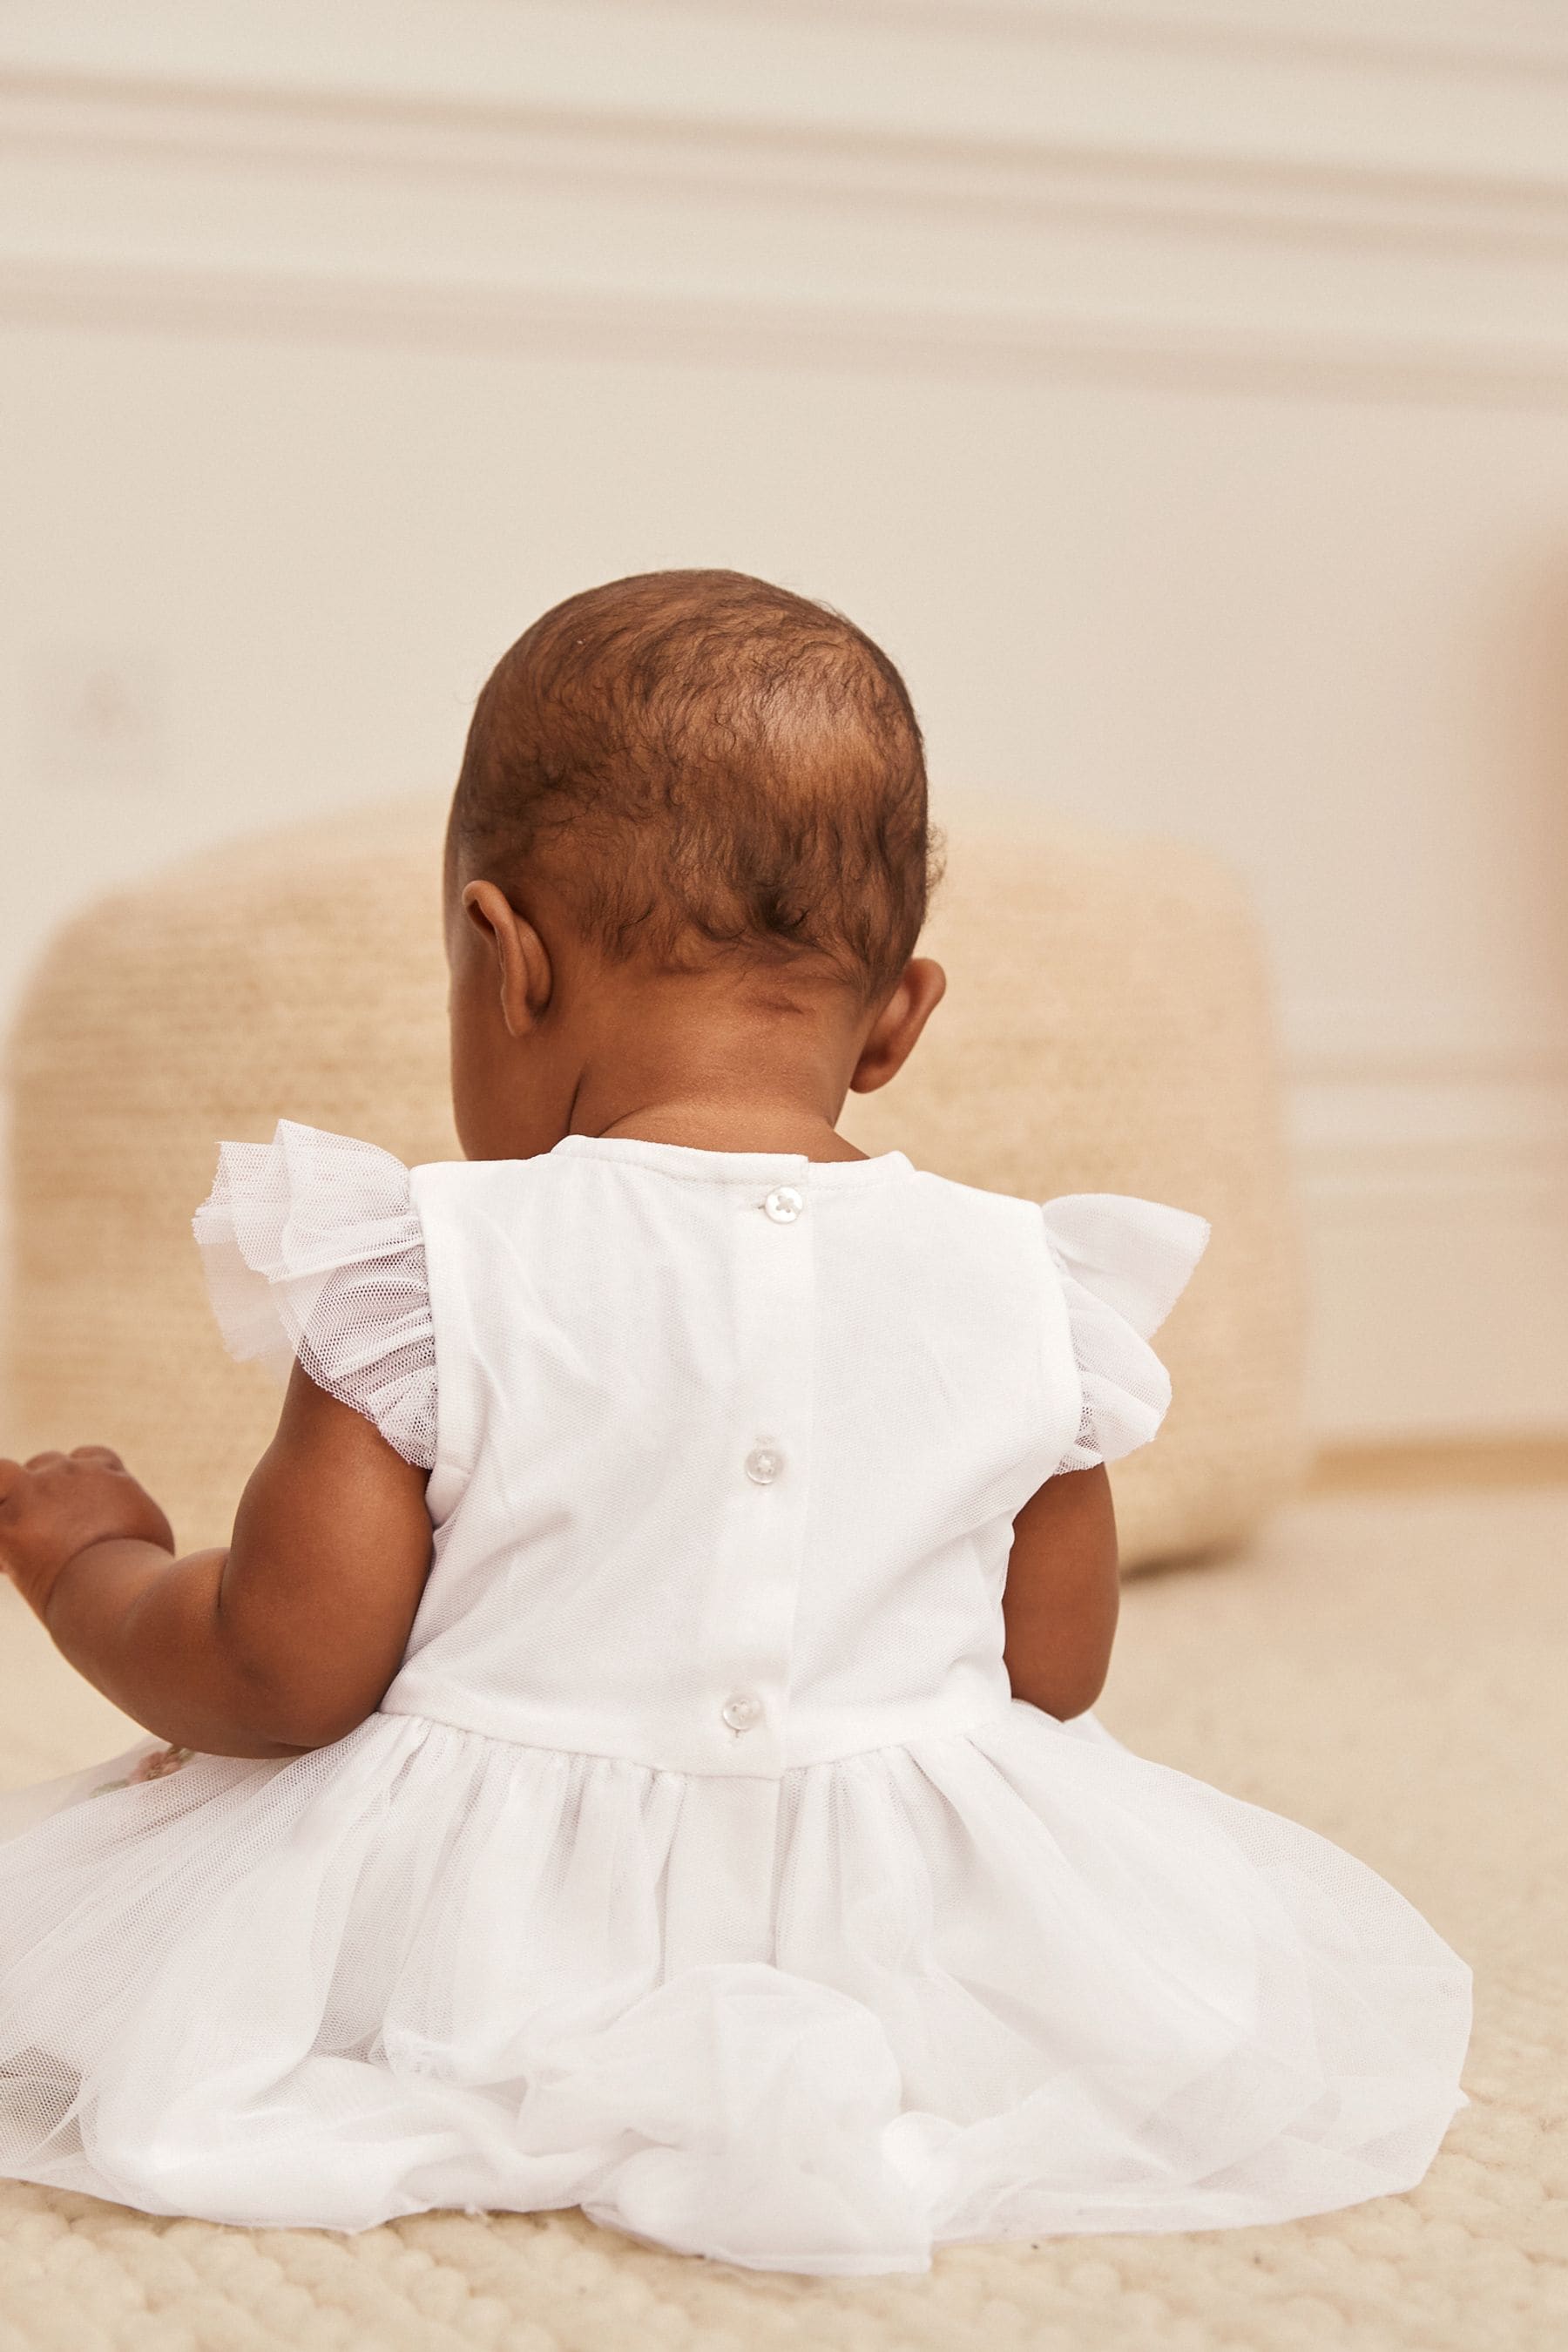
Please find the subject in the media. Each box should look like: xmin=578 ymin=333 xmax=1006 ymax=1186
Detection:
xmin=558 ymin=968 xmax=875 ymax=1163
xmin=585 ymin=1095 xmax=870 ymax=1165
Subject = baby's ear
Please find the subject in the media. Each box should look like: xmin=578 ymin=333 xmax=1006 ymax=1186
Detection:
xmin=848 ymin=957 xmax=946 ymax=1094
xmin=460 ymin=881 xmax=551 ymax=1035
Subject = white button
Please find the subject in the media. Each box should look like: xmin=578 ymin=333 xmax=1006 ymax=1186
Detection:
xmin=763 ymin=1186 xmax=804 ymax=1225
xmin=721 ymin=1693 xmax=762 ymax=1734
xmin=745 ymin=1444 xmax=783 ymax=1485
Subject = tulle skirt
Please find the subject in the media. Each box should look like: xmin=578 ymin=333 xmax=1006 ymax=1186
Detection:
xmin=0 ymin=1702 xmax=1470 ymax=2274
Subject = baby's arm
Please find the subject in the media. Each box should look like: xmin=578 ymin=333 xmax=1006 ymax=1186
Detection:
xmin=1001 ymin=1464 xmax=1119 ymax=1720
xmin=0 ymin=1363 xmax=434 ymax=1760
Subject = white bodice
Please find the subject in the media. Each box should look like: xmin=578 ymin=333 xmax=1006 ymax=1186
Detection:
xmin=195 ymin=1125 xmax=1209 ymax=1776
xmin=389 ymin=1139 xmax=1082 ymax=1774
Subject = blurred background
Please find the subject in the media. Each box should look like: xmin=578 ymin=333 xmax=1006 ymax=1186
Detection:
xmin=3 ymin=0 xmax=1568 ymax=1468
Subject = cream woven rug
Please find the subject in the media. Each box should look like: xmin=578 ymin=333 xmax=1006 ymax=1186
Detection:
xmin=0 ymin=1488 xmax=1562 ymax=2352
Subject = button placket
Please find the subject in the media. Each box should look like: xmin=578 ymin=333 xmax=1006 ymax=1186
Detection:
xmin=706 ymin=1172 xmax=814 ymax=1774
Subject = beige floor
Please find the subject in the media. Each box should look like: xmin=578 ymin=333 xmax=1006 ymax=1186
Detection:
xmin=0 ymin=1488 xmax=1563 ymax=2352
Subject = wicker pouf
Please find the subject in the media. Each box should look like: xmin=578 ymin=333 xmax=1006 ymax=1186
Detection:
xmin=4 ymin=795 xmax=1306 ymax=1565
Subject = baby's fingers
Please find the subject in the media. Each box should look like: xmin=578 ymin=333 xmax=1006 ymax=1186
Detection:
xmin=20 ymin=1447 xmax=127 ymax=1473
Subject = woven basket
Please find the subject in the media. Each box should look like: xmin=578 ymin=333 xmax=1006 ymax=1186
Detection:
xmin=4 ymin=795 xmax=1307 ymax=1565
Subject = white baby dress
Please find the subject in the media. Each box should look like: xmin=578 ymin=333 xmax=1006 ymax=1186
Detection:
xmin=0 ymin=1124 xmax=1470 ymax=2273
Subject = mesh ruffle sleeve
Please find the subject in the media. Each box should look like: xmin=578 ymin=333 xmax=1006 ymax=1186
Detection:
xmin=192 ymin=1120 xmax=437 ymax=1470
xmin=1042 ymin=1193 xmax=1210 ymax=1474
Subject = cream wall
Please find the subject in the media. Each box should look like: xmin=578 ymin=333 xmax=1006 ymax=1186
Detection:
xmin=3 ymin=0 xmax=1568 ymax=1446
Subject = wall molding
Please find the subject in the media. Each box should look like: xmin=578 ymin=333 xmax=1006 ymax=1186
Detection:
xmin=1289 ymin=1080 xmax=1568 ymax=1204
xmin=4 ymin=50 xmax=1568 ymax=410
xmin=10 ymin=0 xmax=1568 ymax=102
xmin=5 ymin=66 xmax=1568 ymax=256
xmin=632 ymin=0 xmax=1568 ymax=82
xmin=5 ymin=260 xmax=1568 ymax=416
xmin=1284 ymin=997 xmax=1568 ymax=1084
xmin=1286 ymin=998 xmax=1568 ymax=1203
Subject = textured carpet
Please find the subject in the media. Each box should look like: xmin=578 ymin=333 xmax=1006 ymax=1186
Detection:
xmin=0 ymin=1488 xmax=1562 ymax=2352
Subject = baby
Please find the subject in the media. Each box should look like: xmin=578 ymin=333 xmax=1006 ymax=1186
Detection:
xmin=0 ymin=571 xmax=1469 ymax=2274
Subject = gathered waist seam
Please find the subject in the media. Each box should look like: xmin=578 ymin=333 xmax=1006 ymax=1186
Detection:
xmin=374 ymin=1697 xmax=1015 ymax=1776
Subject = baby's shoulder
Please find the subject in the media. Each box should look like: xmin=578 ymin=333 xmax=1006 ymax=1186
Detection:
xmin=404 ymin=1152 xmax=552 ymax=1224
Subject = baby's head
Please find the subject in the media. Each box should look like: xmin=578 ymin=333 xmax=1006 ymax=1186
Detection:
xmin=445 ymin=569 xmax=947 ymax=1159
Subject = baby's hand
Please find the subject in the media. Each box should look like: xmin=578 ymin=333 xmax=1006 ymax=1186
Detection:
xmin=0 ymin=1447 xmax=175 ymax=1622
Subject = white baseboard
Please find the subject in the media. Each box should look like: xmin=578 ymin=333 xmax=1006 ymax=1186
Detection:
xmin=1301 ymin=1179 xmax=1568 ymax=1442
xmin=1288 ymin=1003 xmax=1568 ymax=1437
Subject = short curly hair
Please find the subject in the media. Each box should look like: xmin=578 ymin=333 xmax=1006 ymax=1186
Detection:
xmin=449 ymin=569 xmax=942 ymax=1004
